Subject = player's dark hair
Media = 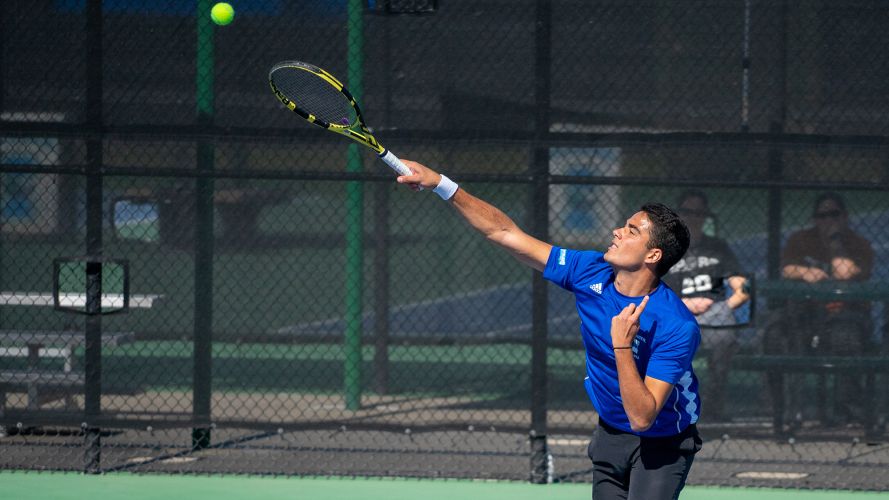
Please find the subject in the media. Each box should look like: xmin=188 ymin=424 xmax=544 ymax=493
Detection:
xmin=640 ymin=203 xmax=691 ymax=277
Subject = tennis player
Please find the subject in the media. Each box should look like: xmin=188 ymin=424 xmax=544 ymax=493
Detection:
xmin=398 ymin=161 xmax=702 ymax=500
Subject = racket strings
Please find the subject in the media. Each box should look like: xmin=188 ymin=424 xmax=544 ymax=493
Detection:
xmin=271 ymin=68 xmax=357 ymax=127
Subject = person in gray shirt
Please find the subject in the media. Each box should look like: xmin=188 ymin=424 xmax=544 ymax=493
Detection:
xmin=663 ymin=190 xmax=749 ymax=421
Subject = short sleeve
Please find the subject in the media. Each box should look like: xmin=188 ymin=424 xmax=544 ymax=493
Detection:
xmin=543 ymin=247 xmax=604 ymax=292
xmin=544 ymin=247 xmax=571 ymax=289
xmin=645 ymin=321 xmax=700 ymax=385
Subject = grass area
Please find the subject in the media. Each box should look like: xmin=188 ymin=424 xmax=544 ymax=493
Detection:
xmin=94 ymin=342 xmax=587 ymax=403
xmin=0 ymin=341 xmax=587 ymax=405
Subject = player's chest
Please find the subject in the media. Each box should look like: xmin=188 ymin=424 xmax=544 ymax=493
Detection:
xmin=575 ymin=288 xmax=655 ymax=354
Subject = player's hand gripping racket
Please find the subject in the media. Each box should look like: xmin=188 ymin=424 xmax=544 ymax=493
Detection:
xmin=268 ymin=60 xmax=411 ymax=176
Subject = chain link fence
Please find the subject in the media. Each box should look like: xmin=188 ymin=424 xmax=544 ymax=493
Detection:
xmin=2 ymin=0 xmax=889 ymax=491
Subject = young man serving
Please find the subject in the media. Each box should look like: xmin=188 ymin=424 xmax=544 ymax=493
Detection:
xmin=398 ymin=161 xmax=703 ymax=500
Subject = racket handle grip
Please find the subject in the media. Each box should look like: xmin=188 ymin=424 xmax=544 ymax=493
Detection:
xmin=378 ymin=149 xmax=412 ymax=177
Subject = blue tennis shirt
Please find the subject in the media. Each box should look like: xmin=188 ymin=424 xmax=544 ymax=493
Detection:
xmin=544 ymin=247 xmax=701 ymax=437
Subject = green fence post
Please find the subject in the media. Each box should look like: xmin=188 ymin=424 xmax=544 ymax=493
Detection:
xmin=344 ymin=0 xmax=365 ymax=411
xmin=193 ymin=0 xmax=215 ymax=449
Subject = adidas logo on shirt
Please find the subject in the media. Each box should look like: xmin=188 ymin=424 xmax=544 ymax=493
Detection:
xmin=590 ymin=283 xmax=603 ymax=294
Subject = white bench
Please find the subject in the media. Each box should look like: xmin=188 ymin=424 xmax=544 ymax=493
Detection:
xmin=0 ymin=330 xmax=135 ymax=416
xmin=0 ymin=291 xmax=162 ymax=309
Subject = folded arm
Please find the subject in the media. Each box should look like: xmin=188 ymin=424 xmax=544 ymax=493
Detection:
xmin=725 ymin=275 xmax=750 ymax=309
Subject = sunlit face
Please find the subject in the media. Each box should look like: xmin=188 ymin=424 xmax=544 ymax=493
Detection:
xmin=604 ymin=211 xmax=661 ymax=271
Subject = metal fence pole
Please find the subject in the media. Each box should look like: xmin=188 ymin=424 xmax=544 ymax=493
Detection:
xmin=529 ymin=0 xmax=552 ymax=485
xmin=766 ymin=0 xmax=788 ymax=282
xmin=373 ymin=9 xmax=395 ymax=397
xmin=373 ymin=182 xmax=390 ymax=395
xmin=765 ymin=0 xmax=789 ymax=436
xmin=82 ymin=0 xmax=104 ymax=474
xmin=0 ymin=0 xmax=4 ymax=299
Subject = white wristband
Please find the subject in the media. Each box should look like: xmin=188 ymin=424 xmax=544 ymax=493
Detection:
xmin=433 ymin=174 xmax=459 ymax=201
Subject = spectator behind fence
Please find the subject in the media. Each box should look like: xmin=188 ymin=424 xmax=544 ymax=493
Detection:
xmin=764 ymin=192 xmax=874 ymax=430
xmin=663 ymin=190 xmax=749 ymax=422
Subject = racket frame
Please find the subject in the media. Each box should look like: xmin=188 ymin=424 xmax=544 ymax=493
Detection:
xmin=269 ymin=61 xmax=389 ymax=154
xmin=269 ymin=61 xmax=410 ymax=175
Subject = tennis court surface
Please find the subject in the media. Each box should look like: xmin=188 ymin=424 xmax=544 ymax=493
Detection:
xmin=5 ymin=472 xmax=889 ymax=500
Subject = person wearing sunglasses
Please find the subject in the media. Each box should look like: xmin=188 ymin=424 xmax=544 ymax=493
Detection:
xmin=765 ymin=192 xmax=874 ymax=431
xmin=663 ymin=190 xmax=749 ymax=422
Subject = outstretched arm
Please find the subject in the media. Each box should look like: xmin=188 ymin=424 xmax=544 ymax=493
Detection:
xmin=398 ymin=159 xmax=552 ymax=272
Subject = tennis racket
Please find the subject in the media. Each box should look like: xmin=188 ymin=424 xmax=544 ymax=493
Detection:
xmin=268 ymin=60 xmax=411 ymax=176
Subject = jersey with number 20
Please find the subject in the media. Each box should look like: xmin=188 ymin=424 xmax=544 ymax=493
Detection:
xmin=544 ymin=247 xmax=701 ymax=437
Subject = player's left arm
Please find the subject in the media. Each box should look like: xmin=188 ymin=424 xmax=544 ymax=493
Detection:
xmin=613 ymin=353 xmax=675 ymax=433
xmin=612 ymin=297 xmax=697 ymax=432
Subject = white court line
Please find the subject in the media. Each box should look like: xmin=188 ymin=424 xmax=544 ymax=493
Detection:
xmin=273 ymin=282 xmax=580 ymax=337
xmin=549 ymin=438 xmax=589 ymax=447
xmin=735 ymin=471 xmax=809 ymax=480
xmin=275 ymin=283 xmax=530 ymax=334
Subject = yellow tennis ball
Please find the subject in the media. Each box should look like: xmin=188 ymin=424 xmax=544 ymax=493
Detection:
xmin=210 ymin=2 xmax=235 ymax=26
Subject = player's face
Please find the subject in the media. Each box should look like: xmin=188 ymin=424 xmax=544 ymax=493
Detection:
xmin=813 ymin=199 xmax=848 ymax=240
xmin=604 ymin=211 xmax=658 ymax=270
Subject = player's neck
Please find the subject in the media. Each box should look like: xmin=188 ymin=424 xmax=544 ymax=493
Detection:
xmin=613 ymin=268 xmax=659 ymax=297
